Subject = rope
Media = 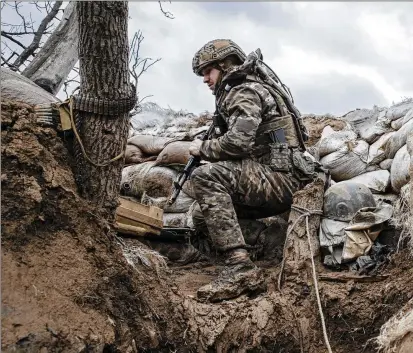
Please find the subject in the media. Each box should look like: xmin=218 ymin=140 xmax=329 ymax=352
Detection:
xmin=69 ymin=97 xmax=125 ymax=168
xmin=278 ymin=205 xmax=333 ymax=353
xmin=305 ymin=215 xmax=333 ymax=353
xmin=277 ymin=205 xmax=323 ymax=291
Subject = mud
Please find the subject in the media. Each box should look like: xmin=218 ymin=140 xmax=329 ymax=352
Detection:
xmin=303 ymin=115 xmax=347 ymax=147
xmin=2 ymin=99 xmax=413 ymax=353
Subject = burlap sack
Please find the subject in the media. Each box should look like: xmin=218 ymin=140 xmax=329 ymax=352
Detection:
xmin=121 ymin=162 xmax=178 ymax=198
xmin=125 ymin=144 xmax=156 ymax=165
xmin=127 ymin=135 xmax=173 ymax=156
xmin=155 ymin=141 xmax=192 ymax=166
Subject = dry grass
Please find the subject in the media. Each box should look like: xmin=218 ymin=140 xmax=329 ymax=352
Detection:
xmin=375 ymin=299 xmax=413 ymax=353
xmin=390 ymin=183 xmax=413 ymax=254
xmin=121 ymin=240 xmax=168 ymax=276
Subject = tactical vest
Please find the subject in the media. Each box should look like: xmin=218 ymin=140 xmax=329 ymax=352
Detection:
xmin=214 ymin=73 xmax=304 ymax=152
xmin=213 ymin=74 xmax=319 ymax=180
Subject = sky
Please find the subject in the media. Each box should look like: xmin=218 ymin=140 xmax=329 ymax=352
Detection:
xmin=2 ymin=1 xmax=413 ymax=116
xmin=127 ymin=1 xmax=413 ymax=116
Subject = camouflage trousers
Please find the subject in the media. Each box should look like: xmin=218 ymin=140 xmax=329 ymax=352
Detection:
xmin=190 ymin=158 xmax=302 ymax=252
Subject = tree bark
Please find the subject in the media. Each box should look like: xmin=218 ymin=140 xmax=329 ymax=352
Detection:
xmin=22 ymin=1 xmax=79 ymax=95
xmin=74 ymin=1 xmax=130 ymax=215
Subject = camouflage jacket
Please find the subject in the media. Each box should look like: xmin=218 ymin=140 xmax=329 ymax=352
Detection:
xmin=199 ymin=67 xmax=282 ymax=162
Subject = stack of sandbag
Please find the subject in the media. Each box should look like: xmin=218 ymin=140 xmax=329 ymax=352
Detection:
xmin=316 ymin=100 xmax=412 ymax=202
xmin=121 ymin=135 xmax=199 ymax=228
xmin=123 ymin=103 xmax=215 ymax=229
xmin=129 ymin=101 xmax=211 ymax=138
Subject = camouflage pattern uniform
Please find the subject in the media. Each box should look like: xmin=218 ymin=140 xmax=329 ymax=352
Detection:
xmin=191 ymin=39 xmax=306 ymax=302
xmin=191 ymin=74 xmax=302 ymax=253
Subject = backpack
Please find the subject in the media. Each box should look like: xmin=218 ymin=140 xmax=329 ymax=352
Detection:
xmin=236 ymin=49 xmax=309 ymax=150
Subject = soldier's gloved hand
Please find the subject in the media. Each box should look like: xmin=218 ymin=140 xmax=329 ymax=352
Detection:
xmin=189 ymin=139 xmax=203 ymax=157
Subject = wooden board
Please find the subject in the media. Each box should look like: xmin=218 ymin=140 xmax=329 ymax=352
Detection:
xmin=115 ymin=197 xmax=163 ymax=237
xmin=115 ymin=214 xmax=161 ymax=235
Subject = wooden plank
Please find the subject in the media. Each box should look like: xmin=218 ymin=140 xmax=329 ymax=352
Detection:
xmin=115 ymin=214 xmax=161 ymax=235
xmin=119 ymin=197 xmax=163 ymax=220
xmin=116 ymin=206 xmax=163 ymax=229
xmin=319 ymin=273 xmax=389 ymax=283
xmin=116 ymin=223 xmax=150 ymax=237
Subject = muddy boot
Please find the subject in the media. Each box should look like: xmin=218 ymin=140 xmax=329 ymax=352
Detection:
xmin=197 ymin=249 xmax=266 ymax=303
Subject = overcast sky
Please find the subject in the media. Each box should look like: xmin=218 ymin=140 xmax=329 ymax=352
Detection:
xmin=128 ymin=1 xmax=413 ymax=116
xmin=2 ymin=2 xmax=413 ymax=116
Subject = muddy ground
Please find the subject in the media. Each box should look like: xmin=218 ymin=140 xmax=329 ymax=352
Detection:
xmin=1 ymin=99 xmax=412 ymax=352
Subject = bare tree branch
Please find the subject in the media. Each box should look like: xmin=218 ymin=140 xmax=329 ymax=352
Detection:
xmin=1 ymin=32 xmax=27 ymax=50
xmin=158 ymin=0 xmax=174 ymax=19
xmin=129 ymin=30 xmax=161 ymax=88
xmin=10 ymin=1 xmax=62 ymax=71
xmin=127 ymin=30 xmax=162 ymax=115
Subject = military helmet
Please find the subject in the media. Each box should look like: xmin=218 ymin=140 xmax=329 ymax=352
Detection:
xmin=192 ymin=39 xmax=247 ymax=76
xmin=323 ymin=181 xmax=376 ymax=222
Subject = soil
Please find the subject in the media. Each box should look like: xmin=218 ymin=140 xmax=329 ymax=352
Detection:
xmin=303 ymin=115 xmax=347 ymax=147
xmin=2 ymin=99 xmax=413 ymax=353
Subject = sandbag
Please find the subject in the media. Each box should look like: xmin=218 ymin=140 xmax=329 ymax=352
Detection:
xmin=373 ymin=193 xmax=399 ymax=205
xmin=385 ymin=101 xmax=413 ymax=121
xmin=341 ymin=108 xmax=379 ymax=138
xmin=402 ymin=108 xmax=413 ymax=125
xmin=155 ymin=141 xmax=192 ymax=166
xmin=127 ymin=135 xmax=173 ymax=156
xmin=348 ymin=170 xmax=390 ymax=194
xmin=125 ymin=144 xmax=156 ymax=165
xmin=320 ymin=140 xmax=369 ymax=181
xmin=379 ymin=159 xmax=393 ymax=171
xmin=141 ymin=191 xmax=195 ymax=213
xmin=318 ymin=126 xmax=357 ymax=158
xmin=121 ymin=162 xmax=178 ymax=198
xmin=391 ymin=145 xmax=410 ymax=193
xmin=1 ymin=67 xmax=59 ymax=105
xmin=163 ymin=212 xmax=188 ymax=228
xmin=360 ymin=110 xmax=391 ymax=144
xmin=384 ymin=119 xmax=413 ymax=159
xmin=367 ymin=132 xmax=395 ymax=165
xmin=391 ymin=117 xmax=404 ymax=130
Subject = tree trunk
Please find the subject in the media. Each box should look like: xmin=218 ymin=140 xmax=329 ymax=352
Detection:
xmin=74 ymin=1 xmax=130 ymax=215
xmin=21 ymin=1 xmax=78 ymax=95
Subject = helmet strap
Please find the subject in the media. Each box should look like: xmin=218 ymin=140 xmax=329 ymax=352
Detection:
xmin=212 ymin=63 xmax=224 ymax=95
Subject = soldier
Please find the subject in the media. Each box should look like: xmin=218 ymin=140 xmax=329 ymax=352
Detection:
xmin=189 ymin=39 xmax=309 ymax=302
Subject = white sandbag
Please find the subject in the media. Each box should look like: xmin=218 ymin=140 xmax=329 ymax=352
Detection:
xmin=361 ymin=110 xmax=392 ymax=144
xmin=318 ymin=126 xmax=357 ymax=158
xmin=348 ymin=170 xmax=390 ymax=194
xmin=1 ymin=67 xmax=59 ymax=105
xmin=367 ymin=132 xmax=395 ymax=165
xmin=390 ymin=145 xmax=410 ymax=193
xmin=121 ymin=162 xmax=178 ymax=198
xmin=320 ymin=140 xmax=369 ymax=181
xmin=407 ymin=133 xmax=413 ymax=156
xmin=384 ymin=119 xmax=413 ymax=159
xmin=141 ymin=191 xmax=195 ymax=213
xmin=163 ymin=212 xmax=188 ymax=228
xmin=373 ymin=193 xmax=399 ymax=205
xmin=379 ymin=159 xmax=393 ymax=170
xmin=341 ymin=108 xmax=379 ymax=136
xmin=391 ymin=116 xmax=404 ymax=130
xmin=385 ymin=101 xmax=413 ymax=121
xmin=402 ymin=108 xmax=413 ymax=126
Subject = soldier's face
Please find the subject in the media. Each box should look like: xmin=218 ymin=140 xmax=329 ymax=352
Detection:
xmin=202 ymin=66 xmax=221 ymax=92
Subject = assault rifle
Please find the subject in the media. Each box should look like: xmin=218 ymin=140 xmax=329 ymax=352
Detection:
xmin=168 ymin=123 xmax=214 ymax=205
